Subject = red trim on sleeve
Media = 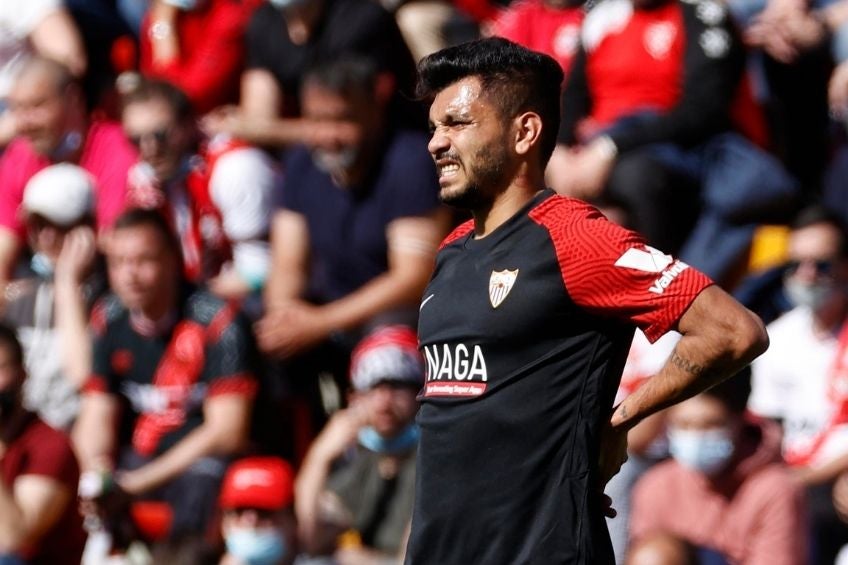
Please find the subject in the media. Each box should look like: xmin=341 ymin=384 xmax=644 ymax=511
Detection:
xmin=206 ymin=303 xmax=237 ymax=344
xmin=529 ymin=196 xmax=712 ymax=342
xmin=208 ymin=374 xmax=258 ymax=398
xmin=438 ymin=220 xmax=475 ymax=251
xmin=82 ymin=375 xmax=110 ymax=394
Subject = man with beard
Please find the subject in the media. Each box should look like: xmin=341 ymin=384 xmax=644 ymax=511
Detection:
xmin=256 ymin=56 xmax=446 ymax=444
xmin=406 ymin=37 xmax=769 ymax=564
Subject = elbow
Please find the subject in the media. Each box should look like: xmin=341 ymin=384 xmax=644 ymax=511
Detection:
xmin=0 ymin=517 xmax=28 ymax=554
xmin=732 ymin=308 xmax=769 ymax=364
xmin=212 ymin=424 xmax=249 ymax=456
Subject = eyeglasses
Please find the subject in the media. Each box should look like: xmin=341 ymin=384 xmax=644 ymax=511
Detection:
xmin=786 ymin=258 xmax=835 ymax=276
xmin=127 ymin=128 xmax=171 ymax=148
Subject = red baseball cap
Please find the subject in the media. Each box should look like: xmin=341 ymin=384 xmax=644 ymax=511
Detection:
xmin=219 ymin=457 xmax=295 ymax=511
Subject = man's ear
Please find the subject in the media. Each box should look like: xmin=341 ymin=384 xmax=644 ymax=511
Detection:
xmin=514 ymin=111 xmax=543 ymax=156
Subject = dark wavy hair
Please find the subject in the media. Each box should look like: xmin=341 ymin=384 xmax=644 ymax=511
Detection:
xmin=416 ymin=37 xmax=564 ymax=167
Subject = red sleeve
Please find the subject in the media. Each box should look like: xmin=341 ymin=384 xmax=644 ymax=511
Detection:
xmin=438 ymin=219 xmax=474 ymax=251
xmin=19 ymin=422 xmax=79 ymax=487
xmin=0 ymin=141 xmax=45 ymax=238
xmin=529 ymin=196 xmax=712 ymax=342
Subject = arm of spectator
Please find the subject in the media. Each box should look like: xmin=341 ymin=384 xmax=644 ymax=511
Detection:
xmin=263 ymin=209 xmax=309 ymax=309
xmin=604 ymin=286 xmax=768 ymax=482
xmin=0 ymin=229 xmax=19 ymax=293
xmin=606 ymin=5 xmax=746 ymax=153
xmin=830 ymin=60 xmax=848 ymax=116
xmin=258 ymin=211 xmax=446 ymax=359
xmin=72 ymin=391 xmax=120 ymax=471
xmin=295 ymin=405 xmax=366 ymax=554
xmin=53 ymin=226 xmax=97 ymax=388
xmin=28 ymin=8 xmax=87 ymax=77
xmin=116 ymin=393 xmax=251 ymax=495
xmin=0 ymin=471 xmax=72 ymax=554
xmin=147 ymin=0 xmax=180 ymax=67
xmin=240 ymin=69 xmax=282 ymax=121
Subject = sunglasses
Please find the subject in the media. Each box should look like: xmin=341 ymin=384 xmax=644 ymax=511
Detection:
xmin=127 ymin=128 xmax=171 ymax=148
xmin=785 ymin=258 xmax=835 ymax=276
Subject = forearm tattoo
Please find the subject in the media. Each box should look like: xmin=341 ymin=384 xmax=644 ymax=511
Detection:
xmin=669 ymin=349 xmax=707 ymax=377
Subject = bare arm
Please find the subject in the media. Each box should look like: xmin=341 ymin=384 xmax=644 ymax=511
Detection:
xmin=612 ymin=285 xmax=769 ymax=431
xmin=264 ymin=210 xmax=310 ymax=308
xmin=117 ymin=393 xmax=252 ymax=495
xmin=0 ymin=474 xmax=72 ymax=553
xmin=28 ymin=8 xmax=87 ymax=76
xmin=241 ymin=69 xmax=282 ymax=121
xmin=72 ymin=392 xmax=119 ymax=471
xmin=0 ymin=229 xmax=21 ymax=290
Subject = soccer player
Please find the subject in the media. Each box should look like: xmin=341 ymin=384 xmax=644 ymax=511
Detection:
xmin=405 ymin=37 xmax=769 ymax=564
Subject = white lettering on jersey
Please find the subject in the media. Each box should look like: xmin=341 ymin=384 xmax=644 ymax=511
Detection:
xmin=648 ymin=260 xmax=690 ymax=294
xmin=424 ymin=344 xmax=488 ymax=382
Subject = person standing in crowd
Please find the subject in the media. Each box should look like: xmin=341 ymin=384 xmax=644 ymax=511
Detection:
xmin=407 ymin=37 xmax=768 ymax=564
xmin=3 ymin=164 xmax=102 ymax=431
xmin=0 ymin=57 xmax=136 ymax=287
xmin=629 ymin=369 xmax=807 ymax=565
xmin=73 ymin=209 xmax=258 ymax=543
xmin=122 ymin=78 xmax=276 ymax=299
xmin=0 ymin=323 xmax=87 ymax=564
xmin=749 ymin=207 xmax=848 ymax=564
xmin=296 ymin=326 xmax=422 ymax=563
xmin=255 ymin=56 xmax=445 ymax=444
xmin=219 ymin=456 xmax=297 ymax=565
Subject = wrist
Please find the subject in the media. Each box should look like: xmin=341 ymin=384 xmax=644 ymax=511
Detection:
xmin=149 ymin=20 xmax=175 ymax=41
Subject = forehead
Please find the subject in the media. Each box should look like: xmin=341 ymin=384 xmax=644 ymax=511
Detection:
xmin=428 ymin=76 xmax=490 ymax=121
xmin=110 ymin=225 xmax=166 ymax=254
xmin=301 ymin=83 xmax=358 ymax=116
xmin=123 ymin=97 xmax=175 ymax=126
xmin=668 ymin=394 xmax=729 ymax=425
xmin=789 ymin=222 xmax=842 ymax=259
xmin=10 ymin=69 xmax=59 ymax=100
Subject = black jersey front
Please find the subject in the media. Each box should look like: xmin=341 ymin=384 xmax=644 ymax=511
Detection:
xmin=406 ymin=190 xmax=711 ymax=564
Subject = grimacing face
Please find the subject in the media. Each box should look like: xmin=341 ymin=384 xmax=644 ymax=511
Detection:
xmin=427 ymin=76 xmax=515 ymax=209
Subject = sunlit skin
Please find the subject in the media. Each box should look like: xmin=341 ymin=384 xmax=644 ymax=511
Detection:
xmin=107 ymin=225 xmax=179 ymax=320
xmin=26 ymin=216 xmax=69 ymax=263
xmin=7 ymin=67 xmax=77 ymax=157
xmin=359 ymin=383 xmax=418 ymax=438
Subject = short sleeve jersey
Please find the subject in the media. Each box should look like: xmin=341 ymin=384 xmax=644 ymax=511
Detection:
xmin=406 ymin=191 xmax=711 ymax=565
xmin=275 ymin=130 xmax=440 ymax=303
xmin=85 ymin=289 xmax=258 ymax=457
xmin=1 ymin=413 xmax=86 ymax=564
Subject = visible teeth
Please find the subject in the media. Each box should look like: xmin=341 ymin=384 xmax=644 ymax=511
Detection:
xmin=441 ymin=164 xmax=459 ymax=174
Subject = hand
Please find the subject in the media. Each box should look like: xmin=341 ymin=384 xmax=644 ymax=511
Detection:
xmin=547 ymin=140 xmax=615 ymax=201
xmin=829 ymin=61 xmax=848 ymax=117
xmin=55 ymin=226 xmax=97 ymax=286
xmin=254 ymin=300 xmax=333 ymax=359
xmin=598 ymin=423 xmax=629 ymax=488
xmin=311 ymin=402 xmax=369 ymax=462
xmin=201 ymin=105 xmax=245 ymax=137
xmin=208 ymin=268 xmax=252 ymax=300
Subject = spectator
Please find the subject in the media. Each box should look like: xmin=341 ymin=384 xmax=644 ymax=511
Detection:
xmin=139 ymin=0 xmax=261 ymax=114
xmin=489 ymin=0 xmax=585 ymax=75
xmin=202 ymin=0 xmax=420 ymax=147
xmin=0 ymin=0 xmax=86 ymax=147
xmin=630 ymin=369 xmax=808 ymax=565
xmin=73 ymin=209 xmax=258 ymax=543
xmin=749 ymin=207 xmax=848 ymax=564
xmin=0 ymin=323 xmax=87 ymax=564
xmin=122 ymin=78 xmax=276 ymax=298
xmin=219 ymin=456 xmax=297 ymax=565
xmin=255 ymin=56 xmax=445 ymax=437
xmin=295 ymin=325 xmax=422 ymax=563
xmin=627 ymin=533 xmax=697 ymax=565
xmin=0 ymin=57 xmax=136 ymax=286
xmin=2 ymin=164 xmax=102 ymax=430
xmin=547 ymin=0 xmax=797 ymax=282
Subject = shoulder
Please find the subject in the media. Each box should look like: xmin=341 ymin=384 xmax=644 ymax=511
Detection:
xmin=185 ymin=289 xmax=232 ymax=327
xmin=438 ymin=220 xmax=475 ymax=251
xmin=528 ymin=194 xmax=625 ymax=239
xmin=90 ymin=294 xmax=127 ymax=337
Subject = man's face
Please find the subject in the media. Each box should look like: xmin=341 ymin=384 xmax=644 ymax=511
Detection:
xmin=0 ymin=343 xmax=24 ymax=418
xmin=123 ymin=98 xmax=189 ymax=181
xmin=27 ymin=215 xmax=70 ymax=262
xmin=301 ymin=82 xmax=371 ymax=177
xmin=427 ymin=77 xmax=514 ymax=209
xmin=363 ymin=382 xmax=418 ymax=438
xmin=107 ymin=225 xmax=177 ymax=313
xmin=668 ymin=394 xmax=735 ymax=433
xmin=785 ymin=222 xmax=848 ymax=310
xmin=7 ymin=71 xmax=71 ymax=156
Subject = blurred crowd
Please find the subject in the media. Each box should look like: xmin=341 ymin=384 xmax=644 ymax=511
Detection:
xmin=1 ymin=0 xmax=848 ymax=564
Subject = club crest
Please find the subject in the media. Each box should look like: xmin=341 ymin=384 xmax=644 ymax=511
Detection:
xmin=489 ymin=269 xmax=519 ymax=308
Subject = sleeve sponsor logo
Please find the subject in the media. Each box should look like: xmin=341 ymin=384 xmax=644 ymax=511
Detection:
xmin=423 ymin=343 xmax=488 ymax=397
xmin=648 ymin=260 xmax=690 ymax=294
xmin=614 ymin=246 xmax=689 ymax=294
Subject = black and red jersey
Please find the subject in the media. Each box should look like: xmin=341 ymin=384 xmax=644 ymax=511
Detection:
xmin=406 ymin=190 xmax=711 ymax=564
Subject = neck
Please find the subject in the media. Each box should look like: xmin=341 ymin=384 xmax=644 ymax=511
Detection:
xmin=132 ymin=285 xmax=178 ymax=335
xmin=812 ymin=296 xmax=848 ymax=337
xmin=472 ymin=170 xmax=545 ymax=238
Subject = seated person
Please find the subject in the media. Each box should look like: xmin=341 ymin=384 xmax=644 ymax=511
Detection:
xmin=295 ymin=325 xmax=422 ymax=563
xmin=0 ymin=323 xmax=86 ymax=564
xmin=218 ymin=456 xmax=297 ymax=565
xmin=630 ymin=369 xmax=807 ymax=565
xmin=73 ymin=209 xmax=258 ymax=543
xmin=3 ymin=164 xmax=102 ymax=430
xmin=122 ymin=78 xmax=277 ymax=299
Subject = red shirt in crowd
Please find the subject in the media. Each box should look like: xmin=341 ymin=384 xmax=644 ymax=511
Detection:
xmin=1 ymin=413 xmax=86 ymax=565
xmin=0 ymin=120 xmax=137 ymax=239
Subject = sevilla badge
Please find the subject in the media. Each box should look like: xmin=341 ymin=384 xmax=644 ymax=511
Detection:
xmin=489 ymin=269 xmax=519 ymax=308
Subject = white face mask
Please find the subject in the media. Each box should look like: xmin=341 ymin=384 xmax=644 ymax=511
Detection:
xmin=312 ymin=147 xmax=359 ymax=176
xmin=667 ymin=427 xmax=734 ymax=475
xmin=784 ymin=278 xmax=835 ymax=311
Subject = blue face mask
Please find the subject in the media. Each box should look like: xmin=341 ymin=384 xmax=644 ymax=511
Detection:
xmin=30 ymin=252 xmax=54 ymax=279
xmin=49 ymin=130 xmax=83 ymax=161
xmin=225 ymin=527 xmax=286 ymax=565
xmin=668 ymin=427 xmax=735 ymax=476
xmin=358 ymin=424 xmax=420 ymax=454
